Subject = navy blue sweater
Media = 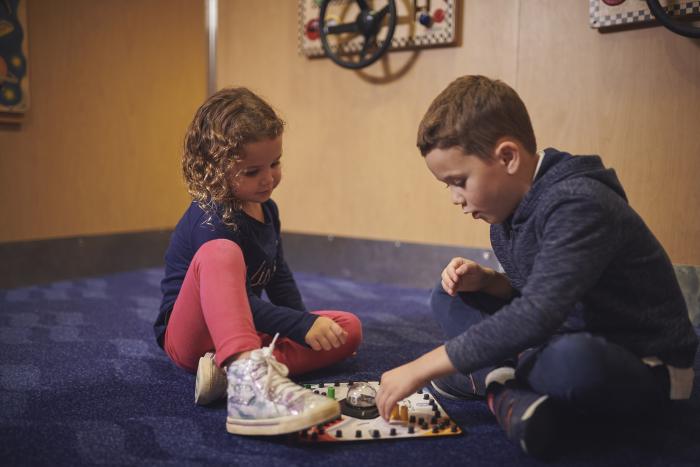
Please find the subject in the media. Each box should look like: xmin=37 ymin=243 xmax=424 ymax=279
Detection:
xmin=154 ymin=200 xmax=317 ymax=348
xmin=445 ymin=149 xmax=698 ymax=372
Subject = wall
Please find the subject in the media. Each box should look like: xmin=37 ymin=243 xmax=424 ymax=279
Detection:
xmin=0 ymin=0 xmax=205 ymax=243
xmin=217 ymin=0 xmax=700 ymax=265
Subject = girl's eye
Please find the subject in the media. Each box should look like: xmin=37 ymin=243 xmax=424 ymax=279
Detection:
xmin=271 ymin=160 xmax=281 ymax=168
xmin=243 ymin=169 xmax=258 ymax=177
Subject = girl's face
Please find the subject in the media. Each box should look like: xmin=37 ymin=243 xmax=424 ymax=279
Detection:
xmin=228 ymin=135 xmax=283 ymax=204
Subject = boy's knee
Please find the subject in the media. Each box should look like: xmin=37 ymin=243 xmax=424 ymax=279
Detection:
xmin=429 ymin=280 xmax=450 ymax=317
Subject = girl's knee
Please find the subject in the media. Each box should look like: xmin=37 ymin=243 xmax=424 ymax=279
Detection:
xmin=339 ymin=312 xmax=363 ymax=352
xmin=193 ymin=239 xmax=245 ymax=267
xmin=321 ymin=310 xmax=362 ymax=353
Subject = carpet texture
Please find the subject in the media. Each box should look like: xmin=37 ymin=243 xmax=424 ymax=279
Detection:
xmin=1 ymin=268 xmax=699 ymax=466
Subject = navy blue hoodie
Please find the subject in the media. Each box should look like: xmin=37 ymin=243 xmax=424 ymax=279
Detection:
xmin=445 ymin=149 xmax=698 ymax=372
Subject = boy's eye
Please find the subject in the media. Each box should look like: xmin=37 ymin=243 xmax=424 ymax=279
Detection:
xmin=271 ymin=160 xmax=281 ymax=168
xmin=242 ymin=169 xmax=259 ymax=177
xmin=445 ymin=179 xmax=465 ymax=188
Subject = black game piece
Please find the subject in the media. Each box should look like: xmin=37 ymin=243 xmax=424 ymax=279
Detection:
xmin=423 ymin=393 xmax=429 ymax=400
xmin=390 ymin=428 xmax=397 ymax=436
xmin=432 ymin=426 xmax=439 ymax=433
xmin=336 ymin=430 xmax=343 ymax=438
xmin=450 ymin=424 xmax=458 ymax=433
xmin=418 ymin=417 xmax=425 ymax=425
xmin=319 ymin=382 xmax=325 ymax=388
xmin=313 ymin=390 xmax=319 ymax=394
xmin=409 ymin=415 xmax=416 ymax=423
xmin=408 ymin=425 xmax=415 ymax=434
xmin=355 ymin=430 xmax=362 ymax=438
xmin=372 ymin=430 xmax=380 ymax=438
xmin=334 ymin=382 xmax=340 ymax=386
xmin=430 ymin=416 xmax=437 ymax=425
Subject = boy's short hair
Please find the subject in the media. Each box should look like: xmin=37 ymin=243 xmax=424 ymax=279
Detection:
xmin=417 ymin=75 xmax=536 ymax=158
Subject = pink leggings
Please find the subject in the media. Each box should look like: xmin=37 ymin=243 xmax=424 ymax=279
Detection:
xmin=164 ymin=239 xmax=362 ymax=374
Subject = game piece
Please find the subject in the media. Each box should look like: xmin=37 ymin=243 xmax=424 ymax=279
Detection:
xmin=339 ymin=382 xmax=379 ymax=419
xmin=400 ymin=405 xmax=409 ymax=422
xmin=327 ymin=387 xmax=335 ymax=399
xmin=390 ymin=404 xmax=400 ymax=420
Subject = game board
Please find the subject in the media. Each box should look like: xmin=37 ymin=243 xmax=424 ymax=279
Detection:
xmin=297 ymin=381 xmax=463 ymax=442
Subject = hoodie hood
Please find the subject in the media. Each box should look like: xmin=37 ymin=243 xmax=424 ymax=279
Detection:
xmin=511 ymin=148 xmax=627 ymax=225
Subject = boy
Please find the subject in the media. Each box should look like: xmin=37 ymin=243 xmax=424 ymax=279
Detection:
xmin=376 ymin=75 xmax=698 ymax=457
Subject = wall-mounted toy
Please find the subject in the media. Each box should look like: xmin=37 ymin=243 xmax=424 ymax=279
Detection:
xmin=296 ymin=381 xmax=463 ymax=442
xmin=590 ymin=0 xmax=700 ymax=37
xmin=299 ymin=0 xmax=460 ymax=69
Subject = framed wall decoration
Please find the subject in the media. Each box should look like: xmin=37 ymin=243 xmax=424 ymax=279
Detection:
xmin=0 ymin=0 xmax=29 ymax=122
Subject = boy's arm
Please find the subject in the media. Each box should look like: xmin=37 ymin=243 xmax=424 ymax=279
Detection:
xmin=445 ymin=196 xmax=622 ymax=375
xmin=376 ymin=345 xmax=455 ymax=420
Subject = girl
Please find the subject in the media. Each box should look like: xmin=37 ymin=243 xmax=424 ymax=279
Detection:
xmin=154 ymin=87 xmax=362 ymax=435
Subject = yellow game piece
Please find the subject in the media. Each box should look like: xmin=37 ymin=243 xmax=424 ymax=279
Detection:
xmin=400 ymin=405 xmax=408 ymax=422
xmin=390 ymin=404 xmax=400 ymax=420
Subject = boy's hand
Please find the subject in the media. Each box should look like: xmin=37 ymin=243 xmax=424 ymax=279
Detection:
xmin=376 ymin=346 xmax=455 ymax=420
xmin=305 ymin=316 xmax=348 ymax=351
xmin=376 ymin=361 xmax=427 ymax=420
xmin=441 ymin=257 xmax=493 ymax=296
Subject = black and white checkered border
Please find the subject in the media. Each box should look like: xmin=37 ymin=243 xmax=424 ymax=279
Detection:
xmin=590 ymin=0 xmax=700 ymax=28
xmin=299 ymin=0 xmax=457 ymax=58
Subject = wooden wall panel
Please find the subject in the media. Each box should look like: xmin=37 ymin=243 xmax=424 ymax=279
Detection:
xmin=216 ymin=0 xmax=519 ymax=249
xmin=218 ymin=0 xmax=700 ymax=264
xmin=0 ymin=0 xmax=205 ymax=242
xmin=517 ymin=0 xmax=700 ymax=263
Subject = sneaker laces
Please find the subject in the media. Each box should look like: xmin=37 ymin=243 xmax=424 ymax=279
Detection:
xmin=252 ymin=333 xmax=307 ymax=405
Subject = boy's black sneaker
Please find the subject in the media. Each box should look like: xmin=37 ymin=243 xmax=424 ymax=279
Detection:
xmin=487 ymin=381 xmax=560 ymax=459
xmin=430 ymin=372 xmax=484 ymax=400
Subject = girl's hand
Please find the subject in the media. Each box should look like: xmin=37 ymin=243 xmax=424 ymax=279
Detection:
xmin=441 ymin=257 xmax=493 ymax=296
xmin=305 ymin=316 xmax=348 ymax=351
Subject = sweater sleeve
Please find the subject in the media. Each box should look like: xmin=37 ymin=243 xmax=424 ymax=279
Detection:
xmin=445 ymin=195 xmax=622 ymax=374
xmin=265 ymin=238 xmax=307 ymax=312
xmin=248 ymin=290 xmax=317 ymax=345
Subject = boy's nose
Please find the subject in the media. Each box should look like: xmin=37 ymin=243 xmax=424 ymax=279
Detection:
xmin=449 ymin=187 xmax=464 ymax=206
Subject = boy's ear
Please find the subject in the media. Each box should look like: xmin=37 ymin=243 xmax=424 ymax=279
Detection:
xmin=494 ymin=140 xmax=520 ymax=175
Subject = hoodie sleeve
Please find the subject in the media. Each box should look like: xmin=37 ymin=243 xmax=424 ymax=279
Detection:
xmin=444 ymin=193 xmax=623 ymax=374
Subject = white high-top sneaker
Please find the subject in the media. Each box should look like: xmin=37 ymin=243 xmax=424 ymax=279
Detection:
xmin=226 ymin=335 xmax=340 ymax=435
xmin=194 ymin=352 xmax=227 ymax=405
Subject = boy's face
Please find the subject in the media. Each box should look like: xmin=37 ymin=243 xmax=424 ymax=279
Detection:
xmin=228 ymin=135 xmax=283 ymax=204
xmin=424 ymin=144 xmax=525 ymax=224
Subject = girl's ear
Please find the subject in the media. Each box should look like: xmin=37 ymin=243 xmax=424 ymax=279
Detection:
xmin=493 ymin=139 xmax=520 ymax=175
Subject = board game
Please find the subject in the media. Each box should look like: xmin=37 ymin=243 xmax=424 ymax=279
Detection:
xmin=297 ymin=381 xmax=463 ymax=442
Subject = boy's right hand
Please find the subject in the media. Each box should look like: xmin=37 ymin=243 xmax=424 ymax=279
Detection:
xmin=441 ymin=257 xmax=494 ymax=296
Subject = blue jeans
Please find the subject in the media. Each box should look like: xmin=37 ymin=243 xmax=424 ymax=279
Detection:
xmin=430 ymin=283 xmax=670 ymax=415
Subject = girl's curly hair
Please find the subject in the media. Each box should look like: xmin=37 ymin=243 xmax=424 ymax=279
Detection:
xmin=182 ymin=87 xmax=284 ymax=229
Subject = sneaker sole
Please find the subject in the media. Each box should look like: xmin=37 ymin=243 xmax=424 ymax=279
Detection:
xmin=194 ymin=353 xmax=226 ymax=406
xmin=226 ymin=402 xmax=341 ymax=436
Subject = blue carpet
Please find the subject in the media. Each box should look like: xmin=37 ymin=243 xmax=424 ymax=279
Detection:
xmin=1 ymin=268 xmax=699 ymax=466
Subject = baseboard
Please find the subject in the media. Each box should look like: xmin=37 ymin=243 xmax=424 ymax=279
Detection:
xmin=0 ymin=230 xmax=172 ymax=289
xmin=1 ymin=230 xmax=698 ymax=326
xmin=281 ymin=232 xmax=501 ymax=290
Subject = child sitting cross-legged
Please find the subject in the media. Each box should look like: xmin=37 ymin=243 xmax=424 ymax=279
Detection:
xmin=375 ymin=75 xmax=698 ymax=458
xmin=155 ymin=87 xmax=362 ymax=435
